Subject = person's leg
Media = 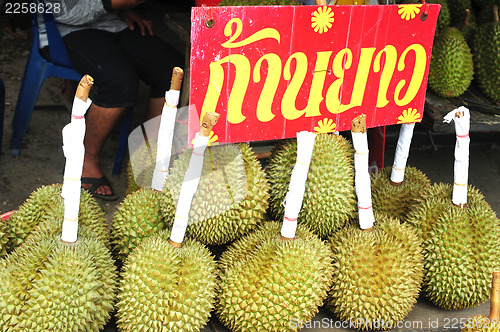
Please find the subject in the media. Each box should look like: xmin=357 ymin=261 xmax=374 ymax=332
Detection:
xmin=82 ymin=105 xmax=127 ymax=196
xmin=64 ymin=29 xmax=139 ymax=198
xmin=117 ymin=29 xmax=184 ymax=119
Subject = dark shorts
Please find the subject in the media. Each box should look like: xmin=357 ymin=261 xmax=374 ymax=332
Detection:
xmin=63 ymin=28 xmax=184 ymax=108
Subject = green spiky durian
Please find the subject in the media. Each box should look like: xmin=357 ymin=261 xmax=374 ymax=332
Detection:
xmin=473 ymin=6 xmax=500 ymax=103
xmin=127 ymin=140 xmax=158 ymax=194
xmin=0 ymin=216 xmax=8 ymax=257
xmin=371 ymin=166 xmax=431 ymax=220
xmin=326 ymin=217 xmax=423 ymax=331
xmin=266 ymin=133 xmax=356 ymax=239
xmin=115 ymin=228 xmax=217 ymax=332
xmin=429 ymin=27 xmax=474 ymax=98
xmin=166 ymin=143 xmax=269 ymax=245
xmin=406 ymin=183 xmax=500 ymax=310
xmin=5 ymin=184 xmax=109 ymax=252
xmin=217 ymin=221 xmax=334 ymax=332
xmin=110 ymin=188 xmax=175 ymax=261
xmin=0 ymin=227 xmax=117 ymax=331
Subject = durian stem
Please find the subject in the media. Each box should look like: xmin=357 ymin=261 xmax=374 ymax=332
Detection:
xmin=489 ymin=271 xmax=500 ymax=322
xmin=169 ymin=112 xmax=220 ymax=248
xmin=315 ymin=0 xmax=327 ymax=4
xmin=493 ymin=5 xmax=499 ymax=23
xmin=351 ymin=114 xmax=375 ymax=231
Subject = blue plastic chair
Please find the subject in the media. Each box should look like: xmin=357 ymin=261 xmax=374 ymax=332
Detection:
xmin=9 ymin=0 xmax=130 ymax=176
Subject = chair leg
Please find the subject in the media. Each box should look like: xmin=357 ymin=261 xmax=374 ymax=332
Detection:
xmin=0 ymin=79 xmax=5 ymax=159
xmin=9 ymin=60 xmax=48 ymax=156
xmin=112 ymin=107 xmax=133 ymax=176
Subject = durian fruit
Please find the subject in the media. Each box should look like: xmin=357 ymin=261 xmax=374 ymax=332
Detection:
xmin=371 ymin=166 xmax=431 ymax=220
xmin=0 ymin=214 xmax=8 ymax=257
xmin=462 ymin=271 xmax=500 ymax=331
xmin=428 ymin=27 xmax=474 ymax=98
xmin=166 ymin=143 xmax=269 ymax=245
xmin=0 ymin=226 xmax=117 ymax=331
xmin=267 ymin=133 xmax=356 ymax=239
xmin=216 ymin=221 xmax=334 ymax=332
xmin=116 ymin=112 xmax=219 ymax=332
xmin=473 ymin=5 xmax=500 ymax=103
xmin=326 ymin=116 xmax=423 ymax=331
xmin=110 ymin=188 xmax=175 ymax=261
xmin=5 ymin=184 xmax=110 ymax=252
xmin=406 ymin=183 xmax=500 ymax=309
xmin=326 ymin=217 xmax=424 ymax=331
xmin=127 ymin=140 xmax=158 ymax=194
xmin=459 ymin=9 xmax=477 ymax=49
xmin=115 ymin=228 xmax=217 ymax=332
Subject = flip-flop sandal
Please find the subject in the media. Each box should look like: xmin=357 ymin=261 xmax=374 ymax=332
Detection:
xmin=81 ymin=176 xmax=118 ymax=201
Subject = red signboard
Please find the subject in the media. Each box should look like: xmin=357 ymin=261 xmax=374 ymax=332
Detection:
xmin=189 ymin=4 xmax=440 ymax=144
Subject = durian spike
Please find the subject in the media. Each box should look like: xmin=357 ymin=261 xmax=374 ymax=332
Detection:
xmin=490 ymin=271 xmax=500 ymax=322
xmin=351 ymin=114 xmax=375 ymax=231
xmin=61 ymin=75 xmax=94 ymax=244
xmin=390 ymin=122 xmax=416 ymax=186
xmin=169 ymin=112 xmax=220 ymax=248
xmin=443 ymin=106 xmax=470 ymax=208
xmin=280 ymin=131 xmax=316 ymax=241
xmin=151 ymin=67 xmax=184 ymax=191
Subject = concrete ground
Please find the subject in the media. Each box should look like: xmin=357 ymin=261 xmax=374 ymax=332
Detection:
xmin=1 ymin=2 xmax=500 ymax=331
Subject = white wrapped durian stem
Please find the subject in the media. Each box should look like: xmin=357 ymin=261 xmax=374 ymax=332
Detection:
xmin=280 ymin=131 xmax=316 ymax=240
xmin=351 ymin=115 xmax=375 ymax=230
xmin=443 ymin=106 xmax=470 ymax=207
xmin=61 ymin=75 xmax=93 ymax=243
xmin=169 ymin=112 xmax=220 ymax=247
xmin=151 ymin=67 xmax=184 ymax=191
xmin=390 ymin=122 xmax=415 ymax=185
xmin=490 ymin=271 xmax=500 ymax=322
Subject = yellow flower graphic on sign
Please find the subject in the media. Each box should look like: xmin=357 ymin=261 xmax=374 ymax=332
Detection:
xmin=311 ymin=6 xmax=334 ymax=34
xmin=314 ymin=118 xmax=337 ymax=134
xmin=398 ymin=5 xmax=422 ymax=20
xmin=208 ymin=131 xmax=219 ymax=146
xmin=397 ymin=108 xmax=421 ymax=124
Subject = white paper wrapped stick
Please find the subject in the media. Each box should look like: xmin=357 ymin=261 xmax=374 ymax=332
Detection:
xmin=169 ymin=112 xmax=220 ymax=248
xmin=61 ymin=75 xmax=93 ymax=243
xmin=351 ymin=115 xmax=375 ymax=231
xmin=443 ymin=106 xmax=470 ymax=207
xmin=280 ymin=131 xmax=317 ymax=240
xmin=151 ymin=67 xmax=184 ymax=191
xmin=390 ymin=122 xmax=416 ymax=185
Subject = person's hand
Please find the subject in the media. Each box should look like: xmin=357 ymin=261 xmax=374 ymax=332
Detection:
xmin=120 ymin=10 xmax=154 ymax=36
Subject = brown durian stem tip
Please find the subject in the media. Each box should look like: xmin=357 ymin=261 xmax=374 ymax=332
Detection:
xmin=169 ymin=240 xmax=182 ymax=248
xmin=170 ymin=67 xmax=184 ymax=91
xmin=75 ymin=75 xmax=93 ymax=102
xmin=200 ymin=112 xmax=220 ymax=137
xmin=315 ymin=0 xmax=327 ymax=4
xmin=489 ymin=271 xmax=500 ymax=321
xmin=453 ymin=203 xmax=466 ymax=208
xmin=280 ymin=235 xmax=295 ymax=241
xmin=494 ymin=5 xmax=499 ymax=23
xmin=361 ymin=226 xmax=374 ymax=232
xmin=351 ymin=114 xmax=367 ymax=134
